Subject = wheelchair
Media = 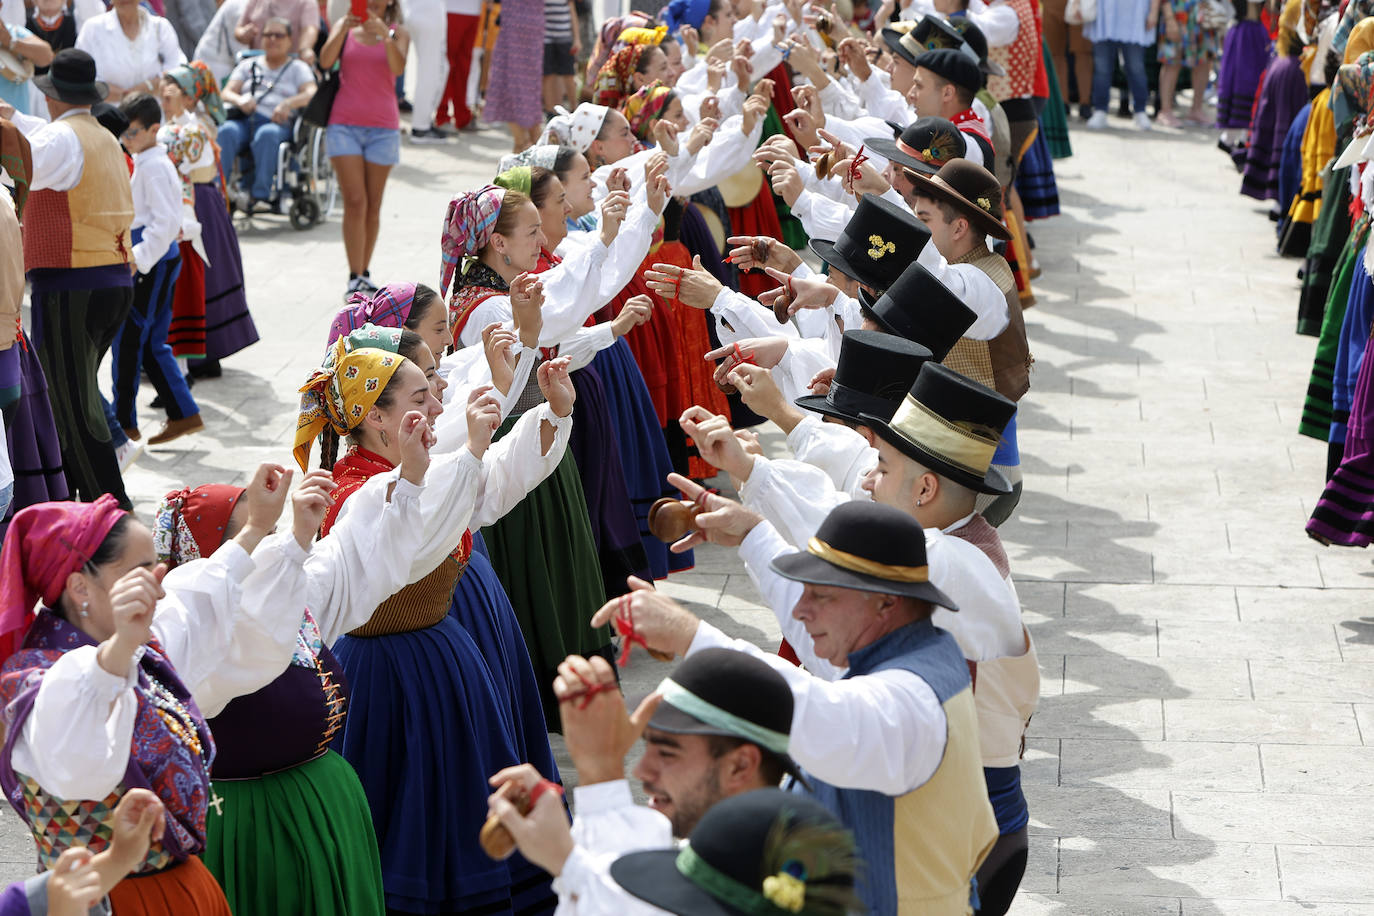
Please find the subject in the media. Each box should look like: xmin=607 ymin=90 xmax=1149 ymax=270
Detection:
xmin=223 ymin=54 xmax=337 ymax=230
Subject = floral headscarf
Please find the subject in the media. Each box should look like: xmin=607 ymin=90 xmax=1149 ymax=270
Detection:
xmin=294 ymin=338 xmax=404 ymax=471
xmin=328 ymin=283 xmax=418 ymax=345
xmin=495 ymin=166 xmax=533 ymax=196
xmin=440 ymin=185 xmax=506 ymax=298
xmin=1335 ymin=50 xmax=1374 ymax=135
xmin=341 ymin=323 xmax=404 ymax=355
xmin=623 ymin=81 xmax=674 ymax=140
xmin=167 ymin=61 xmax=227 ymax=126
xmin=154 ymin=484 xmax=245 ymax=568
xmin=499 ymin=144 xmax=564 ymax=172
xmin=542 ymin=103 xmax=611 ymax=152
xmin=591 ymin=13 xmax=655 ymax=76
xmin=593 ymin=45 xmax=648 ymax=108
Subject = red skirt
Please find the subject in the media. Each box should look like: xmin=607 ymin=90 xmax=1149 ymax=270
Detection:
xmin=167 ymin=241 xmax=207 ymax=359
xmin=109 ymin=856 xmax=231 ymax=916
xmin=602 ymin=267 xmax=684 ymax=427
xmin=727 ymin=189 xmax=788 ymax=301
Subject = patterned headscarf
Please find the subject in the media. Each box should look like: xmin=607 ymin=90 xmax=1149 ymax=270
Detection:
xmin=623 ymin=81 xmax=675 ymax=140
xmin=1333 ymin=0 xmax=1374 ymax=57
xmin=294 ymin=339 xmax=404 ymax=471
xmin=616 ymin=24 xmax=667 ymax=48
xmin=591 ymin=13 xmax=655 ymax=75
xmin=154 ymin=485 xmax=245 ymax=568
xmin=167 ymin=61 xmax=227 ymax=126
xmin=440 ymin=185 xmax=506 ymax=298
xmin=1335 ymin=50 xmax=1374 ymax=135
xmin=542 ymin=103 xmax=611 ymax=152
xmin=495 ymin=167 xmax=532 ymax=197
xmin=328 ymin=282 xmax=418 ymax=345
xmin=0 ymin=121 xmax=32 ymax=220
xmin=341 ymin=323 xmax=404 ymax=354
xmin=1344 ymin=17 xmax=1374 ymax=64
xmin=499 ymin=144 xmax=564 ymax=172
xmin=593 ymin=45 xmax=648 ymax=108
xmin=0 ymin=495 xmax=126 ymax=658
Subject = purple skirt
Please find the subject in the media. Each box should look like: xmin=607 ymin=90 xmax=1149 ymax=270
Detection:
xmin=1240 ymin=56 xmax=1309 ymax=201
xmin=482 ymin=0 xmax=544 ymax=127
xmin=0 ymin=336 xmax=69 ymax=542
xmin=193 ymin=182 xmax=259 ymax=360
xmin=1216 ymin=20 xmax=1272 ymax=129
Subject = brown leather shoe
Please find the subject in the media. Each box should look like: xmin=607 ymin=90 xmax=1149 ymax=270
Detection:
xmin=147 ymin=414 xmax=205 ymax=445
xmin=122 ymin=427 xmax=141 ymax=441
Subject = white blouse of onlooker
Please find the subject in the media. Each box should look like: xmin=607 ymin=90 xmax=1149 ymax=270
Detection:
xmin=75 ymin=5 xmax=186 ymax=94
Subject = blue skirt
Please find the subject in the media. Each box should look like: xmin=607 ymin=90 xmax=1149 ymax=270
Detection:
xmin=1014 ymin=128 xmax=1060 ymax=220
xmin=0 ymin=337 xmax=68 ymax=542
xmin=330 ymin=614 xmax=555 ymax=914
xmin=191 ymin=182 xmax=259 ymax=360
xmin=1332 ymin=248 xmax=1374 ymax=446
xmin=589 ymin=338 xmax=694 ymax=577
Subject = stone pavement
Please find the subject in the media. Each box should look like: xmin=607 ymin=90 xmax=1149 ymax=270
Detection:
xmin=6 ymin=109 xmax=1374 ymax=913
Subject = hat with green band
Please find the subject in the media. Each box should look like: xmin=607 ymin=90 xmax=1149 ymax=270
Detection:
xmin=647 ymin=648 xmax=800 ymax=779
xmin=610 ymin=788 xmax=861 ymax=916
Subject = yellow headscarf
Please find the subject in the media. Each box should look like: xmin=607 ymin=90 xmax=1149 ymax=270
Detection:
xmin=1345 ymin=17 xmax=1374 ymax=65
xmin=616 ymin=25 xmax=667 ymax=47
xmin=1279 ymin=0 xmax=1303 ymax=54
xmin=294 ymin=339 xmax=404 ymax=471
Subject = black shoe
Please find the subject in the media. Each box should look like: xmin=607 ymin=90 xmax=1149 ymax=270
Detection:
xmin=398 ymin=98 xmax=413 ymax=113
xmin=410 ymin=127 xmax=451 ymax=144
xmin=187 ymin=358 xmax=222 ymax=379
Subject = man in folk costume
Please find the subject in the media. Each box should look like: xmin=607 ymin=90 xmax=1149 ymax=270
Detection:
xmin=908 ymin=158 xmax=1032 ymax=526
xmin=909 ymin=46 xmax=997 ymax=169
xmin=584 ymin=500 xmax=999 ymax=915
xmin=1 ymin=49 xmax=134 ymax=508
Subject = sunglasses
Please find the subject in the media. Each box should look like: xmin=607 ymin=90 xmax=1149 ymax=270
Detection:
xmin=262 ymin=30 xmax=289 ymax=38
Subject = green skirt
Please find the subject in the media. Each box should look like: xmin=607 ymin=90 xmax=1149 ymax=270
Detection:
xmin=1300 ymin=222 xmax=1368 ymax=440
xmin=203 ymin=750 xmax=385 ymax=916
xmin=482 ymin=414 xmax=611 ymax=722
xmin=1297 ymin=164 xmax=1352 ymax=336
xmin=1040 ymin=38 xmax=1073 ymax=160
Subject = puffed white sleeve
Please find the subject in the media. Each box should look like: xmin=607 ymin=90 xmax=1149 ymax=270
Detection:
xmin=687 ymin=620 xmax=948 ymax=793
xmin=303 ymin=476 xmax=428 ymax=645
xmin=668 ymin=115 xmax=765 ymax=198
xmin=469 ymin=403 xmax=573 ymax=528
xmin=915 ymin=244 xmax=1009 ymax=339
xmin=785 ymin=414 xmax=876 ymax=495
xmin=599 ymin=204 xmax=659 ymax=302
xmin=152 ymin=534 xmax=311 ymax=717
xmin=788 ymin=189 xmax=854 ymax=242
xmin=973 ymin=0 xmax=1019 ymax=46
xmin=817 ymin=78 xmax=861 ymax=120
xmin=355 ymin=448 xmax=486 ymax=578
xmin=708 ymin=287 xmax=800 ymax=342
xmin=797 ymin=165 xmax=846 ymax=201
xmin=11 ymin=646 xmax=139 ymax=801
xmin=557 ymin=323 xmax=617 ymax=372
xmin=456 ymin=296 xmax=512 ymax=349
xmin=436 ymin=340 xmax=539 ymax=427
xmin=531 ymin=243 xmax=613 ymax=345
xmin=675 ymin=56 xmax=710 ymax=95
xmin=555 ymin=780 xmax=675 ymax=915
xmin=771 ymin=336 xmax=838 ymax=403
xmin=857 ymin=71 xmax=914 ymax=125
xmin=738 ymin=455 xmax=852 ymax=549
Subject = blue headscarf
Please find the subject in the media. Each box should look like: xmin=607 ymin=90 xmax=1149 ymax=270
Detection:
xmin=662 ymin=0 xmax=710 ymax=36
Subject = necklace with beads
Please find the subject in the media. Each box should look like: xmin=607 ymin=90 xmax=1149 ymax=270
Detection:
xmin=140 ymin=674 xmax=206 ymax=760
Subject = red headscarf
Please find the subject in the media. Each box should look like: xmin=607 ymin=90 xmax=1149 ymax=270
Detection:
xmin=0 ymin=495 xmax=127 ymax=658
xmin=154 ymin=485 xmax=246 ymax=568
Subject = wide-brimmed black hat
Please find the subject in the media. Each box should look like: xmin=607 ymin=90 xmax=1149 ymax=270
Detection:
xmin=864 ymin=116 xmax=965 ymax=178
xmin=809 ymin=195 xmax=930 ymax=293
xmin=611 ymin=789 xmax=861 ymax=916
xmin=858 ymin=260 xmax=976 ymax=360
xmin=862 ymin=362 xmax=1016 ymax=495
xmin=879 ymin=23 xmax=929 ymax=70
xmin=907 ymin=158 xmax=1011 ymax=241
xmin=911 ymin=15 xmax=1005 ymax=77
xmin=34 ymin=49 xmax=108 ymax=105
xmin=647 ymin=648 xmax=802 ymax=781
xmin=913 ymin=47 xmax=983 ymax=94
xmin=770 ymin=501 xmax=957 ymax=608
xmin=795 ymin=329 xmax=932 ymax=425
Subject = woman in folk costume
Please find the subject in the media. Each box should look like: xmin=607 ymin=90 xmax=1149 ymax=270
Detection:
xmin=495 ymin=164 xmax=654 ymax=597
xmin=592 ymin=41 xmax=671 ymax=109
xmin=505 ymin=143 xmax=691 ymax=579
xmin=298 ymin=329 xmax=572 ymax=914
xmin=0 ymin=466 xmax=323 ymax=914
xmin=1290 ymin=48 xmax=1341 ymax=316
xmin=1217 ymin=2 xmax=1274 ymax=151
xmin=441 ymin=183 xmax=630 ymax=721
xmin=156 ymin=458 xmax=433 ymax=915
xmin=160 ymin=61 xmax=259 ymax=377
xmin=1241 ymin=0 xmax=1311 ymax=205
xmin=0 ymin=125 xmax=68 ymax=541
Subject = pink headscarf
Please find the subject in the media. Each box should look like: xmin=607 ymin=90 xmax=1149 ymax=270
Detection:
xmin=0 ymin=495 xmax=127 ymax=659
xmin=440 ymin=186 xmax=506 ymax=299
xmin=327 ymin=282 xmax=419 ymax=346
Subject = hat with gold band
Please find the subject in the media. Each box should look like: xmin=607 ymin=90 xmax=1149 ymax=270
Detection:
xmin=861 ymin=362 xmax=1016 ymax=495
xmin=770 ymin=501 xmax=957 ymax=609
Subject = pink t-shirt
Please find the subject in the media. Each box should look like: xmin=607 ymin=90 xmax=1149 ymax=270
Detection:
xmin=329 ymin=30 xmax=400 ymax=129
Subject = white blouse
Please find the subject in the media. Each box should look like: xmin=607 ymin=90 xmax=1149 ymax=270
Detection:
xmin=76 ymin=9 xmax=186 ymax=91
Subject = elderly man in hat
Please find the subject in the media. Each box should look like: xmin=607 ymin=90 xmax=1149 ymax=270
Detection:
xmin=589 ymin=501 xmax=999 ymax=914
xmin=486 ymin=647 xmax=803 ymax=913
xmin=0 ymin=48 xmax=134 ymax=509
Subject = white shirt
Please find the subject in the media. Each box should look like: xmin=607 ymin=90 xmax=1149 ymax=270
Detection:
xmin=553 ymin=780 xmax=675 ymax=915
xmin=917 ymin=241 xmax=1009 ymax=339
xmin=898 ymin=0 xmax=1019 ymax=47
xmin=75 ymin=8 xmax=186 ymax=91
xmin=10 ymin=108 xmax=89 ymax=192
xmin=130 ymin=143 xmax=184 ymax=274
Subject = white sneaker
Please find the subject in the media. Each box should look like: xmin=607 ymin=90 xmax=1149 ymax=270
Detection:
xmin=1086 ymin=111 xmax=1109 ymax=130
xmin=1134 ymin=112 xmax=1152 ymax=131
xmin=116 ymin=439 xmax=143 ymax=472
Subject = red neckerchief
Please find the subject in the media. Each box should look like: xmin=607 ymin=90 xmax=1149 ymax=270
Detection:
xmin=34 ymin=11 xmax=65 ymax=30
xmin=951 ymin=108 xmax=991 ymax=141
xmin=321 ymin=446 xmax=473 ymax=564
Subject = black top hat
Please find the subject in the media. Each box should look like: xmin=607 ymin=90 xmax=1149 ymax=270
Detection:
xmin=795 ymin=330 xmax=932 ymax=426
xmin=34 ymin=49 xmax=108 ymax=105
xmin=611 ymin=789 xmax=861 ymax=916
xmin=913 ymin=47 xmax=983 ymax=94
xmin=864 ymin=116 xmax=965 ymax=178
xmin=858 ymin=260 xmax=976 ymax=360
xmin=862 ymin=362 xmax=1016 ymax=495
xmin=770 ymin=501 xmax=957 ymax=609
xmin=808 ymin=195 xmax=930 ymax=293
xmin=907 ymin=158 xmax=1011 ymax=241
xmin=648 ymin=648 xmax=801 ymax=780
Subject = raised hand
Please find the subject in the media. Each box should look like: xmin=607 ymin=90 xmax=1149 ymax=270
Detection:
xmin=645 ymin=172 xmax=672 ymax=216
xmin=108 ymin=788 xmax=167 ymax=873
xmin=766 ymin=159 xmax=803 ymax=207
xmin=590 ymin=575 xmax=701 ymax=655
xmin=726 ymin=362 xmax=791 ymax=424
xmin=242 ymin=463 xmax=293 ymax=540
xmin=550 ymin=653 xmax=663 ymax=784
xmin=643 ymin=255 xmax=724 ymax=310
xmin=486 ymin=771 xmax=574 ymax=876
xmin=612 ymin=294 xmax=654 ymax=337
xmin=759 ymin=267 xmax=840 ymax=317
xmin=686 ymin=117 xmax=717 ymax=156
xmin=665 ymin=472 xmax=762 ymax=552
xmin=700 ymin=94 xmax=722 ymax=122
xmin=809 ymin=366 xmax=836 ymax=395
xmin=781 ymin=108 xmax=821 ymax=151
xmin=481 ymin=321 xmax=520 ymax=396
xmin=725 ymin=234 xmax=802 ymax=273
xmin=652 ymin=118 xmax=681 ymax=157
xmin=680 ymin=24 xmax=700 ymax=53
xmin=834 ymin=153 xmax=889 ymax=197
xmin=99 ymin=564 xmax=167 ymax=676
xmin=466 ymin=385 xmax=502 ymax=459
xmin=510 ymin=273 xmax=545 ymax=349
xmin=538 ymin=356 xmax=577 ymax=418
xmin=48 ymin=848 xmax=103 ymax=916
xmin=678 ymin=404 xmax=753 ymax=480
xmin=706 ymin=36 xmax=734 ymax=62
xmin=397 ymin=411 xmax=436 ymax=485
xmin=838 ymin=36 xmax=872 ymax=81
xmin=606 ymin=166 xmax=631 ymax=194
xmin=705 ymin=335 xmax=790 ymax=371
xmin=290 ymin=469 xmax=336 ymax=548
xmin=598 ymin=190 xmax=631 ymax=245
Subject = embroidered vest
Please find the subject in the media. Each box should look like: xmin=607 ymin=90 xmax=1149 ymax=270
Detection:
xmin=987 ymin=0 xmax=1040 ymax=102
xmin=802 ymin=620 xmax=998 ymax=915
xmin=23 ymin=113 xmax=135 ymax=272
xmin=944 ymin=244 xmax=1032 ymax=401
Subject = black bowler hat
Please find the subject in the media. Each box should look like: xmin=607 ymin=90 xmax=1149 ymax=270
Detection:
xmin=611 ymin=789 xmax=861 ymax=916
xmin=34 ymin=49 xmax=108 ymax=105
xmin=858 ymin=260 xmax=976 ymax=360
xmin=770 ymin=501 xmax=957 ymax=609
xmin=861 ymin=362 xmax=1016 ymax=495
xmin=911 ymin=15 xmax=1005 ymax=77
xmin=864 ymin=116 xmax=966 ymax=178
xmin=907 ymin=158 xmax=1011 ymax=241
xmin=648 ymin=648 xmax=801 ymax=781
xmin=794 ymin=330 xmax=932 ymax=426
xmin=809 ymin=195 xmax=929 ymax=293
xmin=913 ymin=48 xmax=982 ymax=94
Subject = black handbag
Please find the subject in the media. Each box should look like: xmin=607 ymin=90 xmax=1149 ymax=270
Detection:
xmin=301 ymin=47 xmax=342 ymax=129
